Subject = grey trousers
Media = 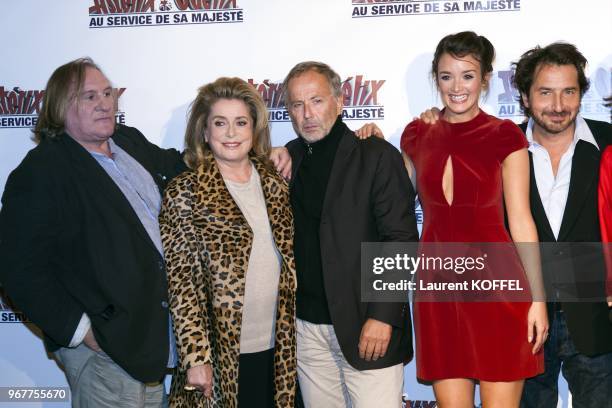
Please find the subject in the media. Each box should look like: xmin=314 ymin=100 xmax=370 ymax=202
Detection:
xmin=54 ymin=343 xmax=167 ymax=408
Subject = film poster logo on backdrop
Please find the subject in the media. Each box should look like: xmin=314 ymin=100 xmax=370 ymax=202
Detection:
xmin=351 ymin=0 xmax=520 ymax=18
xmin=88 ymin=0 xmax=244 ymax=28
xmin=0 ymin=87 xmax=127 ymax=130
xmin=248 ymin=75 xmax=386 ymax=123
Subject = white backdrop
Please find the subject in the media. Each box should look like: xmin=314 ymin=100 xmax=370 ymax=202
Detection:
xmin=1 ymin=1 xmax=611 ymax=407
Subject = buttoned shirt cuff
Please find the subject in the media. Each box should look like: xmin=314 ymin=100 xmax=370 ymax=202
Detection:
xmin=69 ymin=313 xmax=91 ymax=347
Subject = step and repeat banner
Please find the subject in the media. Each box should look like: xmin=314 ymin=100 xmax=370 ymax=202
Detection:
xmin=1 ymin=1 xmax=610 ymax=407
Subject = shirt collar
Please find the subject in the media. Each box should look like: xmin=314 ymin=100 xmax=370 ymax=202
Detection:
xmin=525 ymin=114 xmax=599 ymax=150
xmin=89 ymin=138 xmax=117 ymax=160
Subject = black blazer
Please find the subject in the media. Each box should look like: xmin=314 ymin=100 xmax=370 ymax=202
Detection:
xmin=520 ymin=118 xmax=612 ymax=356
xmin=0 ymin=125 xmax=186 ymax=382
xmin=287 ymin=122 xmax=419 ymax=370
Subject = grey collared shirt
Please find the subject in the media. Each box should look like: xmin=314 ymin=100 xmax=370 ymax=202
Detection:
xmin=90 ymin=138 xmax=163 ymax=254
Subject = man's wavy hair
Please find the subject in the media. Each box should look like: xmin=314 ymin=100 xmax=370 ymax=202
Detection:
xmin=33 ymin=57 xmax=106 ymax=143
xmin=512 ymin=43 xmax=589 ymax=117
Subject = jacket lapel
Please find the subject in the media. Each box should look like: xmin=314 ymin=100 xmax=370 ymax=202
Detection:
xmin=289 ymin=143 xmax=305 ymax=192
xmin=322 ymin=126 xmax=358 ymax=216
xmin=194 ymin=154 xmax=249 ymax=227
xmin=557 ymin=140 xmax=600 ymax=241
xmin=528 ymin=152 xmax=556 ymax=241
xmin=60 ymin=134 xmax=161 ymax=255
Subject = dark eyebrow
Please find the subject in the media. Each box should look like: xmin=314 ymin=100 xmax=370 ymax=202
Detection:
xmin=536 ymin=86 xmax=578 ymax=91
xmin=438 ymin=69 xmax=477 ymax=75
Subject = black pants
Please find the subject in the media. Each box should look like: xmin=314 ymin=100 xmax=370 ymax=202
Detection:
xmin=238 ymin=348 xmax=274 ymax=408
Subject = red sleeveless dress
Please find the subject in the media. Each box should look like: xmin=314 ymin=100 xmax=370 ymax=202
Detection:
xmin=401 ymin=110 xmax=544 ymax=381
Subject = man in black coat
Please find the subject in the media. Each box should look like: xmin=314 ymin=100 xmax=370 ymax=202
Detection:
xmin=283 ymin=61 xmax=418 ymax=407
xmin=0 ymin=58 xmax=186 ymax=407
xmin=511 ymin=43 xmax=612 ymax=408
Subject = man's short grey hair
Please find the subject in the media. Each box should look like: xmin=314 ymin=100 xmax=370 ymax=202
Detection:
xmin=282 ymin=61 xmax=342 ymax=105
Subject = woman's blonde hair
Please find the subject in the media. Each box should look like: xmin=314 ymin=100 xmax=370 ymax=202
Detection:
xmin=184 ymin=77 xmax=271 ymax=169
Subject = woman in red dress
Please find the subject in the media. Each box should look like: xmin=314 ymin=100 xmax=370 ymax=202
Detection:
xmin=400 ymin=31 xmax=547 ymax=406
xmin=598 ymin=145 xmax=612 ymax=306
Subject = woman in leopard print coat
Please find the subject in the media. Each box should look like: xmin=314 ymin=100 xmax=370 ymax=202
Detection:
xmin=159 ymin=77 xmax=297 ymax=407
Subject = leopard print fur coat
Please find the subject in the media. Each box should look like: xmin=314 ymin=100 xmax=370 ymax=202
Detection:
xmin=159 ymin=154 xmax=297 ymax=407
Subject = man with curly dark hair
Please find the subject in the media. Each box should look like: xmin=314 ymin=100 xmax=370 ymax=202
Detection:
xmin=512 ymin=42 xmax=612 ymax=408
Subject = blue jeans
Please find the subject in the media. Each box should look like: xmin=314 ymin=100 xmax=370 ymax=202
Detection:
xmin=520 ymin=310 xmax=612 ymax=408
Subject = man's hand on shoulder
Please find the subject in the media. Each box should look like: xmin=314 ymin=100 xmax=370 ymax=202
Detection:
xmin=418 ymin=107 xmax=442 ymax=124
xmin=354 ymin=123 xmax=385 ymax=140
xmin=270 ymin=147 xmax=292 ymax=180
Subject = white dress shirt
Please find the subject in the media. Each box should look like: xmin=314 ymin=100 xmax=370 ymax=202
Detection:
xmin=525 ymin=115 xmax=599 ymax=239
